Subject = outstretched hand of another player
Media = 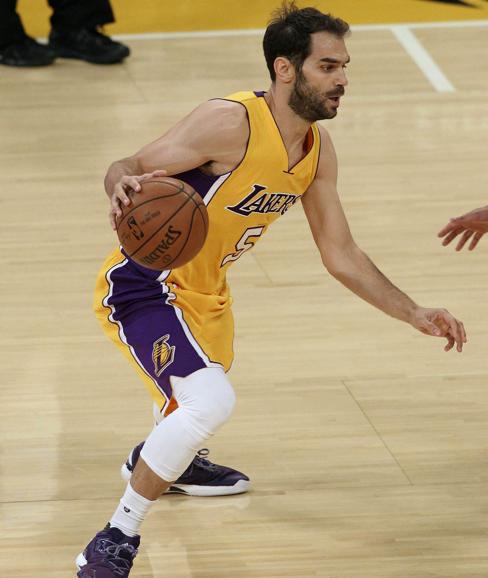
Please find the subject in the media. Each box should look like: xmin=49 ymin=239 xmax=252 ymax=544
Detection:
xmin=438 ymin=205 xmax=488 ymax=251
xmin=109 ymin=169 xmax=168 ymax=229
xmin=410 ymin=307 xmax=467 ymax=352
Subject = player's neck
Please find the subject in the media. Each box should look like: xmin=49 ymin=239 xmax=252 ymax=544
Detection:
xmin=264 ymin=86 xmax=312 ymax=151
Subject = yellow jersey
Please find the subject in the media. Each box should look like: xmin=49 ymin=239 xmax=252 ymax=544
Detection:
xmin=95 ymin=90 xmax=321 ymax=406
xmin=167 ymin=90 xmax=321 ymax=309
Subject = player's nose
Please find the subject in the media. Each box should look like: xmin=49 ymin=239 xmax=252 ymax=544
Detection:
xmin=337 ymin=68 xmax=348 ymax=87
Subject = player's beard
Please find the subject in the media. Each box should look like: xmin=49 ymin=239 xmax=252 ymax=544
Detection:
xmin=288 ymin=69 xmax=343 ymax=122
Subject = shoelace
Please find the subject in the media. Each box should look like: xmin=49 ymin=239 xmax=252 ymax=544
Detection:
xmin=95 ymin=538 xmax=138 ymax=576
xmin=192 ymin=448 xmax=218 ymax=470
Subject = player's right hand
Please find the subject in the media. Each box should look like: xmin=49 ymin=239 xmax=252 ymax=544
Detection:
xmin=109 ymin=170 xmax=167 ymax=229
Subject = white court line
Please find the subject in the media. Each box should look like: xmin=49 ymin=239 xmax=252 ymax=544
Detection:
xmin=110 ymin=19 xmax=488 ymax=41
xmin=391 ymin=25 xmax=455 ymax=93
xmin=64 ymin=17 xmax=475 ymax=95
xmin=38 ymin=18 xmax=488 ymax=42
xmin=113 ymin=28 xmax=263 ymax=41
xmin=353 ymin=18 xmax=488 ymax=31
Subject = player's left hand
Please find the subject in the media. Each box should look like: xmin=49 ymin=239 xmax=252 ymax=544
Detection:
xmin=410 ymin=307 xmax=467 ymax=352
xmin=438 ymin=205 xmax=488 ymax=251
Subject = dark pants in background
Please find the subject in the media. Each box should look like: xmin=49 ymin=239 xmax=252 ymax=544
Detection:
xmin=0 ymin=0 xmax=115 ymax=47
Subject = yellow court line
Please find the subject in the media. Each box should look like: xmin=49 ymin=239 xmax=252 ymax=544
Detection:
xmin=18 ymin=0 xmax=488 ymax=38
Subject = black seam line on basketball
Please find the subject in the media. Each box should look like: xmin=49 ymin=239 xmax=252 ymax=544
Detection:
xmin=186 ymin=187 xmax=204 ymax=208
xmin=186 ymin=187 xmax=208 ymax=235
xmin=195 ymin=198 xmax=209 ymax=237
xmin=143 ymin=178 xmax=186 ymax=193
xmin=129 ymin=193 xmax=196 ymax=259
xmin=176 ymin=184 xmax=204 ymax=210
xmin=163 ymin=204 xmax=201 ymax=269
xmin=120 ymin=179 xmax=188 ymax=253
xmin=174 ymin=186 xmax=206 ymax=235
xmin=116 ymin=177 xmax=185 ymax=229
xmin=116 ymin=190 xmax=185 ymax=230
xmin=117 ymin=180 xmax=204 ymax=230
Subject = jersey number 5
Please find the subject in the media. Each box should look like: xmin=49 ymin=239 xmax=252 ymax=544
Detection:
xmin=221 ymin=226 xmax=265 ymax=267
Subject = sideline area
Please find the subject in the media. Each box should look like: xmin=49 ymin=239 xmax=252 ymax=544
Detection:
xmin=18 ymin=0 xmax=488 ymax=37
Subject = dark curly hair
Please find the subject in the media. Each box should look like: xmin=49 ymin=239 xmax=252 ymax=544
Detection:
xmin=263 ymin=2 xmax=350 ymax=81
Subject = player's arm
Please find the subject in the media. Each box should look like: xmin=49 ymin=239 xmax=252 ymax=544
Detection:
xmin=104 ymin=99 xmax=248 ymax=228
xmin=302 ymin=126 xmax=466 ymax=352
xmin=438 ymin=205 xmax=488 ymax=251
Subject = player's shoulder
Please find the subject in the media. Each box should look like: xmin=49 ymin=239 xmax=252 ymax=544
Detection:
xmin=315 ymin=122 xmax=336 ymax=160
xmin=310 ymin=123 xmax=338 ymax=183
xmin=192 ymin=98 xmax=248 ymax=131
xmin=316 ymin=122 xmax=332 ymax=146
xmin=186 ymin=98 xmax=249 ymax=151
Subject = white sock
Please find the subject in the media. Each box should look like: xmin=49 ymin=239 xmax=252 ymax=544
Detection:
xmin=110 ymin=482 xmax=155 ymax=537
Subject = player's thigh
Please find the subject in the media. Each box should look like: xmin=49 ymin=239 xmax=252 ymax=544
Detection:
xmin=94 ymin=254 xmax=214 ymax=410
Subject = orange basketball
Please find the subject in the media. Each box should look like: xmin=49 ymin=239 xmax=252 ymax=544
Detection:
xmin=116 ymin=177 xmax=209 ymax=270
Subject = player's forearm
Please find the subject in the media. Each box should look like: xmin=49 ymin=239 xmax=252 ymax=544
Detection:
xmin=328 ymin=245 xmax=418 ymax=323
xmin=104 ymin=157 xmax=142 ymax=198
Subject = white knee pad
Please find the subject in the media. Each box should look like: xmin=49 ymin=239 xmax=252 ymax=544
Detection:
xmin=172 ymin=366 xmax=236 ymax=438
xmin=140 ymin=367 xmax=236 ymax=482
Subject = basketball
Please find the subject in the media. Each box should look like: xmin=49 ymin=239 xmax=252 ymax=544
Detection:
xmin=116 ymin=177 xmax=209 ymax=270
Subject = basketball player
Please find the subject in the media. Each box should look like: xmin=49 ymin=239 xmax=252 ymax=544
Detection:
xmin=77 ymin=4 xmax=467 ymax=577
xmin=438 ymin=205 xmax=488 ymax=251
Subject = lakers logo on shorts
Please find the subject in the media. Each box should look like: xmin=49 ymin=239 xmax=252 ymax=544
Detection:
xmin=152 ymin=335 xmax=175 ymax=376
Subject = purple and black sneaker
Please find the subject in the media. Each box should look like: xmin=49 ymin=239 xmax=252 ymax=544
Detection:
xmin=121 ymin=442 xmax=250 ymax=497
xmin=76 ymin=524 xmax=140 ymax=578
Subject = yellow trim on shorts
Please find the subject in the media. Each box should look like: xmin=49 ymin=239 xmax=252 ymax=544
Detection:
xmin=93 ymin=248 xmax=169 ymax=412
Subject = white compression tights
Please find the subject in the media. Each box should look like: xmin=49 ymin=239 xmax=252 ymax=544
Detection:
xmin=139 ymin=367 xmax=236 ymax=482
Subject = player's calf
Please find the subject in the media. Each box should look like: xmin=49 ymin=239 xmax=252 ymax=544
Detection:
xmin=122 ymin=443 xmax=250 ymax=496
xmin=122 ymin=367 xmax=250 ymax=496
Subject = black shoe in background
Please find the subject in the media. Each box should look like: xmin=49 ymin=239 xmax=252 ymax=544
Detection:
xmin=0 ymin=37 xmax=56 ymax=67
xmin=48 ymin=27 xmax=130 ymax=64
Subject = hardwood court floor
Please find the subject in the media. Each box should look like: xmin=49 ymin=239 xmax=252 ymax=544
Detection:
xmin=1 ymin=25 xmax=488 ymax=578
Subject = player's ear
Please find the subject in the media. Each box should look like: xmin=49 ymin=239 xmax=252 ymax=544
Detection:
xmin=274 ymin=57 xmax=295 ymax=84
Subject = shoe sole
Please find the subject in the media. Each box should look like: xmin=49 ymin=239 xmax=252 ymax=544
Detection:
xmin=121 ymin=463 xmax=250 ymax=497
xmin=51 ymin=47 xmax=127 ymax=64
xmin=0 ymin=58 xmax=55 ymax=67
xmin=75 ymin=552 xmax=87 ymax=572
xmin=166 ymin=478 xmax=250 ymax=496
